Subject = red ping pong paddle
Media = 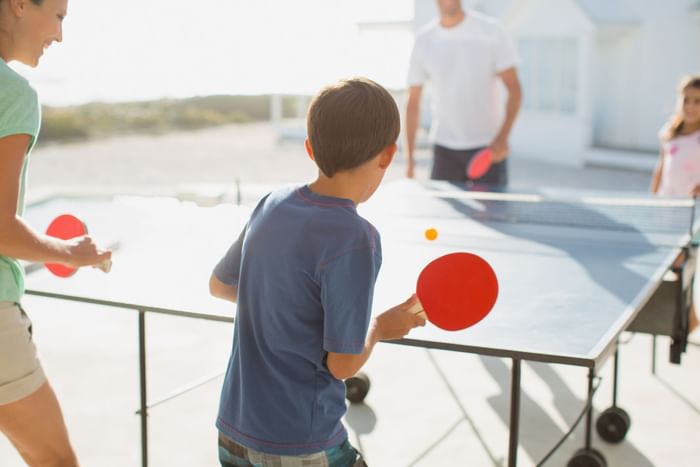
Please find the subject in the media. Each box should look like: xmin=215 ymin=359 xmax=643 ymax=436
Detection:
xmin=466 ymin=148 xmax=493 ymax=180
xmin=45 ymin=214 xmax=111 ymax=278
xmin=409 ymin=252 xmax=498 ymax=331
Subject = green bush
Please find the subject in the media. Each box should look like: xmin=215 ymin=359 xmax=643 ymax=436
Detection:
xmin=40 ymin=109 xmax=90 ymax=142
xmin=37 ymin=94 xmax=298 ymax=144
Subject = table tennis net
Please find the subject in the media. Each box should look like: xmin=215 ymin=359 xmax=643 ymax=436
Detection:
xmin=416 ymin=191 xmax=697 ymax=235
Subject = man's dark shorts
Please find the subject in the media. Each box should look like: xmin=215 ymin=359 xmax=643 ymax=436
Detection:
xmin=431 ymin=144 xmax=508 ymax=186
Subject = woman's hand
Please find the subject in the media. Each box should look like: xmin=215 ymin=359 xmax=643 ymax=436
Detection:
xmin=63 ymin=235 xmax=112 ymax=269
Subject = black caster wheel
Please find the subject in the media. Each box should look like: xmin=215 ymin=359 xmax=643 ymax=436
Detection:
xmin=670 ymin=337 xmax=683 ymax=364
xmin=345 ymin=373 xmax=370 ymax=404
xmin=596 ymin=406 xmax=631 ymax=443
xmin=567 ymin=447 xmax=607 ymax=467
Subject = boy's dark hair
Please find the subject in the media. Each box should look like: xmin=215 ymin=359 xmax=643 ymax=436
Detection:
xmin=307 ymin=78 xmax=400 ymax=177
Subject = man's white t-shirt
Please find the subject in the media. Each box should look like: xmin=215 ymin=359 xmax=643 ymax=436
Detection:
xmin=407 ymin=11 xmax=518 ymax=150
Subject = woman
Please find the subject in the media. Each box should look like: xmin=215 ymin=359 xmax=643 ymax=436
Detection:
xmin=0 ymin=1 xmax=111 ymax=465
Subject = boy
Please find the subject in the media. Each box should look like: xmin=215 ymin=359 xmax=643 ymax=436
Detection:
xmin=210 ymin=78 xmax=425 ymax=466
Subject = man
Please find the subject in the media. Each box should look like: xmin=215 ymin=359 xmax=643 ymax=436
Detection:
xmin=405 ymin=0 xmax=522 ymax=184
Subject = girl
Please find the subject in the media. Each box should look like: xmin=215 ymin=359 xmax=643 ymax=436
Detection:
xmin=651 ymin=75 xmax=700 ymax=333
xmin=0 ymin=1 xmax=111 ymax=465
xmin=652 ymin=76 xmax=700 ymax=197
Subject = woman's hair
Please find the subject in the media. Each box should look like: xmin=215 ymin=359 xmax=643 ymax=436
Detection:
xmin=662 ymin=75 xmax=700 ymax=141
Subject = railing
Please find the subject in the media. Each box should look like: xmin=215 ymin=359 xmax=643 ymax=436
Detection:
xmin=25 ymin=289 xmax=232 ymax=467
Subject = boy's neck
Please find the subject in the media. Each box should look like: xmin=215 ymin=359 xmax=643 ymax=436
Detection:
xmin=308 ymin=173 xmax=366 ymax=206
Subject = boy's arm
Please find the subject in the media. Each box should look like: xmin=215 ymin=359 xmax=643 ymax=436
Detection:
xmin=209 ymin=274 xmax=238 ymax=302
xmin=210 ymin=223 xmax=247 ymax=303
xmin=325 ymin=295 xmax=424 ymax=380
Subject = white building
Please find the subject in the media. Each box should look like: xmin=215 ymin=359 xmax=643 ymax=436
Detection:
xmin=413 ymin=0 xmax=700 ymax=168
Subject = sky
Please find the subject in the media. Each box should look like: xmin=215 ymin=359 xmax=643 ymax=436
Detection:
xmin=13 ymin=0 xmax=416 ymax=106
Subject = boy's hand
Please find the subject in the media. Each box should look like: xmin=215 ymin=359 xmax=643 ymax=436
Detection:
xmin=373 ymin=294 xmax=426 ymax=341
xmin=690 ymin=185 xmax=700 ymax=197
xmin=327 ymin=296 xmax=425 ymax=380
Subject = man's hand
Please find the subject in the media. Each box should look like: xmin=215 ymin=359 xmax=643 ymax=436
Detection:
xmin=490 ymin=136 xmax=510 ymax=163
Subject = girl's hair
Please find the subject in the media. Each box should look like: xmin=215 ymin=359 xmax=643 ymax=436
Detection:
xmin=662 ymin=75 xmax=700 ymax=140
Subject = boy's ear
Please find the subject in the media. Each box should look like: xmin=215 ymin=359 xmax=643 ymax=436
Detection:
xmin=378 ymin=143 xmax=397 ymax=169
xmin=304 ymin=139 xmax=315 ymax=161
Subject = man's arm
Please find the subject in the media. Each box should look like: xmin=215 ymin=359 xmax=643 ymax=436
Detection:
xmin=404 ymin=85 xmax=423 ymax=178
xmin=491 ymin=67 xmax=522 ymax=162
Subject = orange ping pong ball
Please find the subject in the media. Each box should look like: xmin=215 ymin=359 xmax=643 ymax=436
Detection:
xmin=424 ymin=228 xmax=438 ymax=241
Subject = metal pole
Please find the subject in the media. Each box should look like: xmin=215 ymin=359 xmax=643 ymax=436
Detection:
xmin=139 ymin=311 xmax=148 ymax=467
xmin=508 ymin=359 xmax=522 ymax=467
xmin=612 ymin=347 xmax=619 ymax=407
xmin=584 ymin=368 xmax=594 ymax=450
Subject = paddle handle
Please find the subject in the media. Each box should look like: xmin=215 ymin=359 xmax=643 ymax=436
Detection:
xmin=96 ymin=259 xmax=112 ymax=273
xmin=95 ymin=240 xmax=120 ymax=273
xmin=408 ymin=300 xmax=427 ymax=320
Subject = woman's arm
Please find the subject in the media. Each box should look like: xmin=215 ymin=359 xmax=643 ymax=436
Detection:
xmin=0 ymin=134 xmax=110 ymax=267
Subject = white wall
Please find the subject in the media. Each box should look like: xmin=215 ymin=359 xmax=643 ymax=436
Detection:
xmin=593 ymin=0 xmax=700 ymax=151
xmin=505 ymin=0 xmax=596 ymax=165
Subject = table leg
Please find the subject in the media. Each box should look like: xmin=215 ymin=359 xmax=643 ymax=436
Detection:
xmin=508 ymin=359 xmax=521 ymax=467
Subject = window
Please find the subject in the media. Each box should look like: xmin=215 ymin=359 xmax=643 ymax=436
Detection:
xmin=518 ymin=38 xmax=578 ymax=114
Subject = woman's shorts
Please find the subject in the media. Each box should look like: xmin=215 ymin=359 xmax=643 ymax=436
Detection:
xmin=0 ymin=301 xmax=46 ymax=405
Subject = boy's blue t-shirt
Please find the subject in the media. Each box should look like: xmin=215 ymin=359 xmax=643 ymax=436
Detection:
xmin=213 ymin=184 xmax=382 ymax=455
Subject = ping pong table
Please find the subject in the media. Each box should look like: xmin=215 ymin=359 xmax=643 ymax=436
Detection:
xmin=358 ymin=179 xmax=697 ymax=467
xmin=23 ymin=180 xmax=697 ymax=467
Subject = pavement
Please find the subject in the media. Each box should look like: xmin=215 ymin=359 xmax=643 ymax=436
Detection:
xmin=1 ymin=123 xmax=697 ymax=466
